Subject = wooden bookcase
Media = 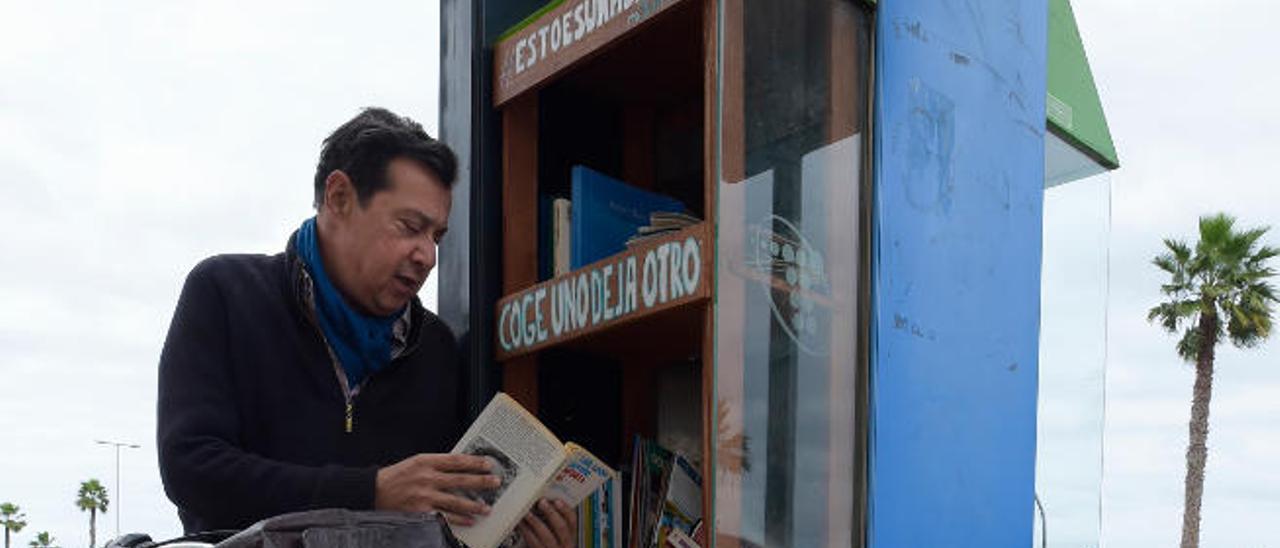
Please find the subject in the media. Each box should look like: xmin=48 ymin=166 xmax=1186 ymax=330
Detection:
xmin=491 ymin=0 xmax=719 ymax=539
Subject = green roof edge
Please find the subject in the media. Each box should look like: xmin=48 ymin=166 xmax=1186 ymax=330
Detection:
xmin=1047 ymin=0 xmax=1119 ymax=169
xmin=496 ymin=0 xmax=567 ymax=44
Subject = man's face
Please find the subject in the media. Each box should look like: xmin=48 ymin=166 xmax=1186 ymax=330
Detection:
xmin=322 ymin=157 xmax=452 ymax=316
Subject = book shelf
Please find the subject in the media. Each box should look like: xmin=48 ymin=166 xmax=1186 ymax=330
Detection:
xmin=447 ymin=0 xmax=882 ymax=545
xmin=491 ymin=0 xmax=716 ymax=542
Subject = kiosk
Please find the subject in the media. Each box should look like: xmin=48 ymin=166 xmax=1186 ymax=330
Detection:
xmin=438 ymin=1 xmax=1116 ymax=545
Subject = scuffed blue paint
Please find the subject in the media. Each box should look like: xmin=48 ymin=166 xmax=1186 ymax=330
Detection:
xmin=869 ymin=1 xmax=1048 ymax=547
xmin=904 ymin=78 xmax=956 ymax=215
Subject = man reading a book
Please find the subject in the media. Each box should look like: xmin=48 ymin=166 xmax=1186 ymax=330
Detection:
xmin=157 ymin=107 xmax=577 ymax=548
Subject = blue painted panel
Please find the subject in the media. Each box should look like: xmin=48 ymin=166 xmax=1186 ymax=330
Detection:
xmin=869 ymin=2 xmax=1048 ymax=546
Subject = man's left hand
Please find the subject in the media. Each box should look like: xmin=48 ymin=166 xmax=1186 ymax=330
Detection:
xmin=516 ymin=498 xmax=577 ymax=548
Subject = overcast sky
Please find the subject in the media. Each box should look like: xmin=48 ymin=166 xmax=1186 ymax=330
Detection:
xmin=1068 ymin=1 xmax=1280 ymax=546
xmin=1 ymin=1 xmax=1277 ymax=547
xmin=0 ymin=1 xmax=440 ymax=545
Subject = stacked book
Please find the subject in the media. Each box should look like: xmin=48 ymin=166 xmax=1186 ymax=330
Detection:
xmin=570 ymin=166 xmax=688 ymax=269
xmin=574 ymin=436 xmax=706 ymax=548
xmin=552 ymin=197 xmax=573 ymax=277
xmin=627 ymin=437 xmax=704 ymax=548
xmin=625 ymin=211 xmax=702 ymax=249
xmin=546 ymin=167 xmax=697 ymax=277
xmin=577 ymin=472 xmax=623 ymax=548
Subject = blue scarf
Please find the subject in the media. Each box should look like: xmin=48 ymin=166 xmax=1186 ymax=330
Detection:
xmin=295 ymin=217 xmax=401 ymax=389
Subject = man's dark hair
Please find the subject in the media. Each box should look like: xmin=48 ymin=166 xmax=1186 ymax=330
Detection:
xmin=313 ymin=107 xmax=458 ymax=208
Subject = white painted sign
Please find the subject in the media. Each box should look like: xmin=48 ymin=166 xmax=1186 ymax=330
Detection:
xmin=495 ymin=224 xmax=710 ymax=359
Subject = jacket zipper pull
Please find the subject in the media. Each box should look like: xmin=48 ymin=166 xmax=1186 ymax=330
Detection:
xmin=345 ymin=402 xmax=354 ymax=433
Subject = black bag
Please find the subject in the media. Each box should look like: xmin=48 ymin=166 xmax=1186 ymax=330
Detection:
xmin=214 ymin=509 xmax=463 ymax=548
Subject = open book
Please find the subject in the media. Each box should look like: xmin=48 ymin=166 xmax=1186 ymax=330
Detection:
xmin=449 ymin=392 xmax=615 ymax=548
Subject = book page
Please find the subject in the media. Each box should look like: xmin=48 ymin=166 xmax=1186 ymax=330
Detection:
xmin=450 ymin=393 xmax=566 ymax=548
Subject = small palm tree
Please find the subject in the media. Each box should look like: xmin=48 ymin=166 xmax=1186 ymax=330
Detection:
xmin=0 ymin=503 xmax=26 ymax=548
xmin=1149 ymin=213 xmax=1278 ymax=548
xmin=25 ymin=532 xmax=57 ymax=548
xmin=75 ymin=480 xmax=108 ymax=548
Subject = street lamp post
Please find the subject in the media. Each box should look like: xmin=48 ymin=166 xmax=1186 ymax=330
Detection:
xmin=95 ymin=439 xmax=140 ymax=540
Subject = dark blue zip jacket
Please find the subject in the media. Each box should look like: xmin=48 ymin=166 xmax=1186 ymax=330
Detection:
xmin=157 ymin=233 xmax=464 ymax=534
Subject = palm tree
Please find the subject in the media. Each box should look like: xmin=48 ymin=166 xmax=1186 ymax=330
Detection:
xmin=75 ymin=480 xmax=108 ymax=548
xmin=1 ymin=503 xmax=27 ymax=548
xmin=25 ymin=532 xmax=57 ymax=548
xmin=1149 ymin=213 xmax=1278 ymax=548
xmin=0 ymin=501 xmax=26 ymax=548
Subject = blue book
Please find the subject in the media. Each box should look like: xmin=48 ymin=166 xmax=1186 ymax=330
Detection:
xmin=570 ymin=166 xmax=686 ymax=268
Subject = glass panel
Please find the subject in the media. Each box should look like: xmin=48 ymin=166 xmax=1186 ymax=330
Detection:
xmin=714 ymin=2 xmax=870 ymax=547
xmin=1034 ymin=170 xmax=1111 ymax=548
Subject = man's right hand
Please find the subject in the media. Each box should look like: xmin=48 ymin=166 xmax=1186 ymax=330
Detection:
xmin=374 ymin=453 xmax=500 ymax=526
